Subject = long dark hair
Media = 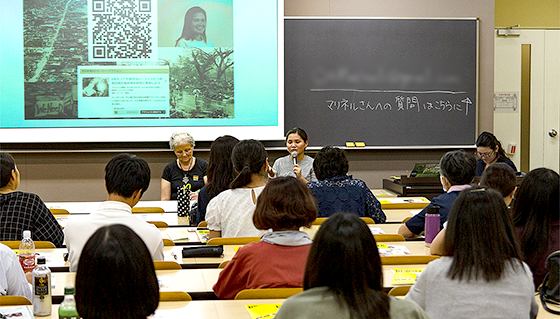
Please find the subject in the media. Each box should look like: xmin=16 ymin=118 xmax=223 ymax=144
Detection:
xmin=443 ymin=186 xmax=523 ymax=282
xmin=76 ymin=225 xmax=159 ymax=319
xmin=304 ymin=213 xmax=389 ymax=319
xmin=230 ymin=139 xmax=267 ymax=189
xmin=175 ymin=6 xmax=207 ymax=46
xmin=476 ymin=131 xmax=507 ymax=159
xmin=206 ymin=135 xmax=239 ymax=199
xmin=512 ymin=168 xmax=560 ymax=266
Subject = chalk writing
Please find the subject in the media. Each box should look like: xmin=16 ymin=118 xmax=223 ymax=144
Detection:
xmin=326 ymin=95 xmax=471 ymax=116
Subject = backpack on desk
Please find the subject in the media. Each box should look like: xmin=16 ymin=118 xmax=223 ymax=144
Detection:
xmin=539 ymin=250 xmax=560 ymax=314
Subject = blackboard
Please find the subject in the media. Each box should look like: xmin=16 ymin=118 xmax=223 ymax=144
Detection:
xmin=284 ymin=18 xmax=479 ymax=148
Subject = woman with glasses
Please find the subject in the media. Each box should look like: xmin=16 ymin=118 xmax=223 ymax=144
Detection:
xmin=475 ymin=132 xmax=517 ymax=176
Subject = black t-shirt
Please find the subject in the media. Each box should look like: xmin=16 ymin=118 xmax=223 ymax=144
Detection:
xmin=162 ymin=158 xmax=208 ymax=200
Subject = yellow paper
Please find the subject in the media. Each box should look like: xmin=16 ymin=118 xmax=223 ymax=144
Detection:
xmin=376 ymin=243 xmax=388 ymax=249
xmin=379 ymin=200 xmax=391 ymax=204
xmin=196 ymin=230 xmax=210 ymax=243
xmin=234 ymin=246 xmax=241 ymax=252
xmin=245 ymin=303 xmax=282 ymax=319
xmin=391 ymin=268 xmax=424 ymax=285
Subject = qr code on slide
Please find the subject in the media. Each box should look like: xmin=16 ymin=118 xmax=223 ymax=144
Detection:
xmin=88 ymin=0 xmax=157 ymax=61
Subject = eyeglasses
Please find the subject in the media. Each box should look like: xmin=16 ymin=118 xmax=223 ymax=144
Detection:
xmin=475 ymin=150 xmax=494 ymax=159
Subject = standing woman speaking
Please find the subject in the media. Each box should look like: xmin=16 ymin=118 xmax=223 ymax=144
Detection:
xmin=268 ymin=127 xmax=317 ymax=183
xmin=161 ymin=132 xmax=208 ymax=201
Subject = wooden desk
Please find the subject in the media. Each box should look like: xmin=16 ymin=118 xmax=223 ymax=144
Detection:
xmin=378 ymin=197 xmax=430 ymax=209
xmin=371 ymin=188 xmax=399 ymax=198
xmin=383 ymin=209 xmax=421 ymax=223
xmin=47 ymin=200 xmax=179 ymax=214
xmin=57 ymin=212 xmax=189 ymax=229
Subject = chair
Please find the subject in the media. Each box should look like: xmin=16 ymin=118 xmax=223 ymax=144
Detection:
xmin=154 ymin=261 xmax=182 ymax=270
xmin=159 ymin=291 xmax=192 ymax=301
xmin=147 ymin=221 xmax=169 ymax=228
xmin=234 ymin=288 xmax=303 ymax=300
xmin=218 ymin=260 xmax=230 ymax=268
xmin=49 ymin=208 xmax=69 ymax=215
xmin=163 ymin=239 xmax=175 ymax=246
xmin=313 ymin=217 xmax=375 ymax=225
xmin=132 ymin=207 xmax=165 ymax=214
xmin=381 ymin=255 xmax=439 ymax=265
xmin=388 ymin=285 xmax=412 ymax=296
xmin=197 ymin=221 xmax=208 ymax=228
xmin=402 ymin=217 xmax=413 ymax=223
xmin=374 ymin=234 xmax=405 ymax=242
xmin=1 ymin=241 xmax=55 ymax=249
xmin=206 ymin=237 xmax=260 ymax=246
xmin=0 ymin=296 xmax=32 ymax=306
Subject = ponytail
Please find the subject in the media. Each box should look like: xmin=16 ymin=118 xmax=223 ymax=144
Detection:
xmin=229 ymin=140 xmax=267 ymax=189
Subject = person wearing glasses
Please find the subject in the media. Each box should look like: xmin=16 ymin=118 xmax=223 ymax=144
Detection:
xmin=475 ymin=132 xmax=517 ymax=176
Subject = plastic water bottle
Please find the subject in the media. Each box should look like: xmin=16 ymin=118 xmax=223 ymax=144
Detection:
xmin=424 ymin=204 xmax=441 ymax=245
xmin=19 ymin=230 xmax=36 ymax=273
xmin=32 ymin=256 xmax=51 ymax=316
xmin=58 ymin=286 xmax=79 ymax=319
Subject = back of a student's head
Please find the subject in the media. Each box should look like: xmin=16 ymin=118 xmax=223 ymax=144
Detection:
xmin=253 ymin=176 xmax=317 ymax=231
xmin=480 ymin=163 xmax=516 ymax=198
xmin=313 ymin=146 xmax=349 ymax=181
xmin=230 ymin=139 xmax=267 ymax=189
xmin=0 ymin=152 xmax=16 ymax=188
xmin=304 ymin=213 xmax=388 ymax=318
xmin=207 ymin=135 xmax=239 ymax=198
xmin=75 ymin=224 xmax=159 ymax=319
xmin=443 ymin=187 xmax=522 ymax=282
xmin=439 ymin=150 xmax=476 ymax=186
xmin=513 ymin=167 xmax=559 ymax=224
xmin=105 ymin=153 xmax=150 ymax=198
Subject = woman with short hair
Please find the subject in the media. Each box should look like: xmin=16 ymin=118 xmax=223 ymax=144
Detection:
xmin=76 ymin=224 xmax=159 ymax=319
xmin=275 ymin=213 xmax=429 ymax=319
xmin=161 ymin=131 xmax=208 ymax=201
xmin=212 ymin=176 xmax=317 ymax=299
xmin=307 ymin=146 xmax=385 ymax=223
xmin=406 ymin=187 xmax=538 ymax=319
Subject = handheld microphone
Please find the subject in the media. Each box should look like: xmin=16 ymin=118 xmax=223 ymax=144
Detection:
xmin=291 ymin=151 xmax=298 ymax=165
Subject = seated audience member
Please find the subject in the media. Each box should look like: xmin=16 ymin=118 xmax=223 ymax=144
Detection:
xmin=307 ymin=146 xmax=386 ymax=223
xmin=275 ymin=213 xmax=429 ymax=319
xmin=206 ymin=140 xmax=269 ymax=238
xmin=213 ymin=176 xmax=317 ymax=299
xmin=406 ymin=187 xmax=538 ymax=319
xmin=0 ymin=243 xmax=32 ymax=300
xmin=76 ymin=225 xmax=159 ymax=319
xmin=475 ymin=131 xmax=517 ymax=176
xmin=197 ymin=135 xmax=239 ymax=222
xmin=64 ymin=153 xmax=163 ymax=271
xmin=513 ymin=168 xmax=560 ymax=289
xmin=398 ymin=150 xmax=476 ymax=238
xmin=430 ymin=162 xmax=517 ymax=255
xmin=161 ymin=131 xmax=208 ymax=201
xmin=0 ymin=152 xmax=64 ymax=247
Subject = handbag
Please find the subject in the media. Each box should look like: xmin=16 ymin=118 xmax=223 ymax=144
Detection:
xmin=539 ymin=250 xmax=560 ymax=314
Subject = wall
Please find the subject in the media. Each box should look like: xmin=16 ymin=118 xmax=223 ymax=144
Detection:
xmin=7 ymin=0 xmax=495 ymax=202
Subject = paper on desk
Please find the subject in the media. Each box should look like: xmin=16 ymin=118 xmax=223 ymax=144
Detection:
xmin=377 ymin=244 xmax=411 ymax=257
xmin=245 ymin=303 xmax=282 ymax=319
xmin=196 ymin=230 xmax=210 ymax=243
xmin=390 ymin=268 xmax=424 ymax=285
xmin=0 ymin=306 xmax=34 ymax=319
xmin=157 ymin=275 xmax=170 ymax=289
xmin=410 ymin=210 xmax=422 ymax=216
xmin=163 ymin=247 xmax=183 ymax=262
xmin=369 ymin=226 xmax=386 ymax=235
xmin=167 ymin=230 xmax=191 ymax=241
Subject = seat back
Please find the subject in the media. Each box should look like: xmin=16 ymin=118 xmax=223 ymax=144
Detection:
xmin=374 ymin=234 xmax=405 ymax=242
xmin=388 ymin=285 xmax=412 ymax=296
xmin=159 ymin=291 xmax=192 ymax=301
xmin=197 ymin=221 xmax=208 ymax=228
xmin=153 ymin=260 xmax=182 ymax=270
xmin=147 ymin=221 xmax=169 ymax=228
xmin=381 ymin=255 xmax=439 ymax=265
xmin=163 ymin=239 xmax=175 ymax=246
xmin=1 ymin=241 xmax=55 ymax=249
xmin=234 ymin=288 xmax=303 ymax=300
xmin=0 ymin=296 xmax=32 ymax=306
xmin=313 ymin=217 xmax=375 ymax=225
xmin=132 ymin=207 xmax=165 ymax=214
xmin=206 ymin=237 xmax=260 ymax=246
xmin=49 ymin=208 xmax=70 ymax=215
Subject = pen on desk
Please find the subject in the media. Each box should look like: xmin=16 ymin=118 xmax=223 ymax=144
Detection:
xmin=171 ymin=252 xmax=178 ymax=260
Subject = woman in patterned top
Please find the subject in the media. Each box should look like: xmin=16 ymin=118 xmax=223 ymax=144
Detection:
xmin=307 ymin=146 xmax=386 ymax=223
xmin=0 ymin=152 xmax=64 ymax=247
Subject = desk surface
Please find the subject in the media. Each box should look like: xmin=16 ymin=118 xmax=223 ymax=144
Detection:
xmin=1 ymin=296 xmax=556 ymax=319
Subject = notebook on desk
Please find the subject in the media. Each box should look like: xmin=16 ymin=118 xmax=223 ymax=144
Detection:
xmin=410 ymin=163 xmax=440 ymax=177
